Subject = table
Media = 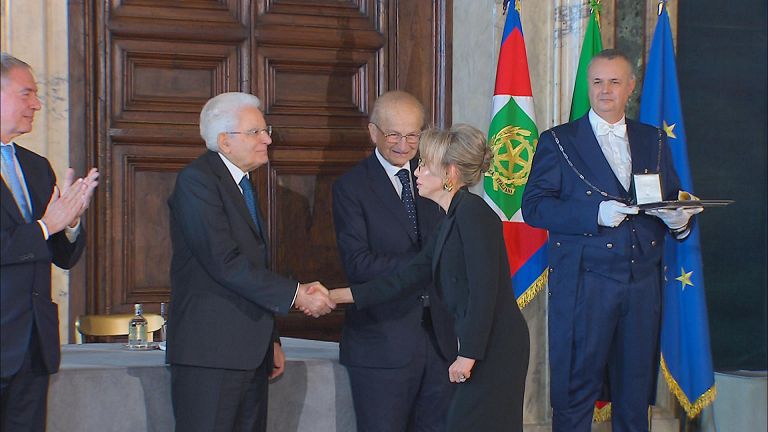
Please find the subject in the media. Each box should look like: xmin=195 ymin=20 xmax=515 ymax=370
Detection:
xmin=47 ymin=339 xmax=356 ymax=432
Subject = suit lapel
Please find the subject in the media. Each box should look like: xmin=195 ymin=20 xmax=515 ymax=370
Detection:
xmin=365 ymin=155 xmax=418 ymax=243
xmin=0 ymin=181 xmax=25 ymax=223
xmin=627 ymin=120 xmax=656 ymax=174
xmin=205 ymin=151 xmax=262 ymax=240
xmin=432 ymin=190 xmax=463 ymax=274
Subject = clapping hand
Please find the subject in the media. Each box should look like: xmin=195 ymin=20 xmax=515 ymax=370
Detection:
xmin=295 ymin=282 xmax=336 ymax=318
xmin=41 ymin=167 xmax=99 ymax=234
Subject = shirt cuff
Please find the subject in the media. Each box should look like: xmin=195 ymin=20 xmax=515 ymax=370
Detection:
xmin=65 ymin=220 xmax=81 ymax=243
xmin=37 ymin=220 xmax=50 ymax=240
xmin=291 ymin=282 xmax=299 ymax=308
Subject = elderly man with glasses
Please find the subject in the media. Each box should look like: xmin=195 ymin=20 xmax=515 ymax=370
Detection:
xmin=331 ymin=90 xmax=455 ymax=432
xmin=166 ymin=92 xmax=335 ymax=432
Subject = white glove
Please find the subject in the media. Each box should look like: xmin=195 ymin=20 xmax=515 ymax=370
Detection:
xmin=598 ymin=200 xmax=639 ymax=227
xmin=645 ymin=207 xmax=703 ymax=230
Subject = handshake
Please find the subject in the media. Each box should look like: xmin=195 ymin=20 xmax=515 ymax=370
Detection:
xmin=294 ymin=282 xmax=337 ymax=318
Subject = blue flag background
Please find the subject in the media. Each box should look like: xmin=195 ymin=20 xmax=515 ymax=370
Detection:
xmin=639 ymin=3 xmax=716 ymax=418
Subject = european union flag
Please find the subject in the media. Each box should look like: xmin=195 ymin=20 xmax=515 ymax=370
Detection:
xmin=639 ymin=2 xmax=716 ymax=418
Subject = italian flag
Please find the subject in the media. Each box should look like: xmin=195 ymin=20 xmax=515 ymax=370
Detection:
xmin=482 ymin=1 xmax=547 ymax=309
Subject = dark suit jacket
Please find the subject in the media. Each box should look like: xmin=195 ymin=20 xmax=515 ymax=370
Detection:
xmin=521 ymin=115 xmax=682 ymax=409
xmin=167 ymin=150 xmax=296 ymax=370
xmin=1 ymin=144 xmax=85 ymax=378
xmin=332 ymin=154 xmax=447 ymax=367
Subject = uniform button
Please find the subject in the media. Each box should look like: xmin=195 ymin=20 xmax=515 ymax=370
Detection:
xmin=32 ymin=292 xmax=39 ymax=296
xmin=651 ymin=240 xmax=657 ymax=246
xmin=631 ymin=244 xmax=636 ymax=249
xmin=631 ymin=259 xmax=635 ymax=264
xmin=632 ymin=229 xmax=636 ymax=233
xmin=606 ymin=243 xmax=613 ymax=249
xmin=586 ymin=190 xmax=592 ymax=196
xmin=556 ymin=242 xmax=561 ymax=247
xmin=583 ymin=233 xmax=588 ymax=236
xmin=549 ymin=267 xmax=554 ymax=273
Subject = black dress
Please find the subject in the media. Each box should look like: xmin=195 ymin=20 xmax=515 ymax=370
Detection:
xmin=351 ymin=189 xmax=530 ymax=431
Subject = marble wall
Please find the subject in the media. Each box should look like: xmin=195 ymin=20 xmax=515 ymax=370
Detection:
xmin=2 ymin=0 xmax=73 ymax=340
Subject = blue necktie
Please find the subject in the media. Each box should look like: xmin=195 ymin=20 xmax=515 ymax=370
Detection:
xmin=395 ymin=169 xmax=419 ymax=238
xmin=1 ymin=145 xmax=32 ymax=222
xmin=239 ymin=176 xmax=265 ymax=239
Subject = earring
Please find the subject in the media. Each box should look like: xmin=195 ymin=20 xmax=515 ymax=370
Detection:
xmin=443 ymin=182 xmax=454 ymax=192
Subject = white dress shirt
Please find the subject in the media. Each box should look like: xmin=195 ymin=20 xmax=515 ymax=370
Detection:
xmin=588 ymin=109 xmax=632 ymax=191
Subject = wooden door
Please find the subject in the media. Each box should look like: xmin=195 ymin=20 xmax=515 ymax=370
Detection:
xmin=68 ymin=0 xmax=451 ymax=341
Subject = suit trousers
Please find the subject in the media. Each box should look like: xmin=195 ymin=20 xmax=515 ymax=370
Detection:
xmin=0 ymin=325 xmax=50 ymax=432
xmin=346 ymin=318 xmax=454 ymax=432
xmin=171 ymin=355 xmax=270 ymax=432
xmin=553 ymin=267 xmax=661 ymax=432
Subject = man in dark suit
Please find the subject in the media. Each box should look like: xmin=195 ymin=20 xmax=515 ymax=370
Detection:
xmin=167 ymin=91 xmax=335 ymax=432
xmin=1 ymin=53 xmax=99 ymax=431
xmin=332 ymin=91 xmax=454 ymax=432
xmin=522 ymin=49 xmax=702 ymax=432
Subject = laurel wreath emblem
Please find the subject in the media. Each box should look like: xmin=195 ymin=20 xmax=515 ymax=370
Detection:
xmin=485 ymin=125 xmax=536 ymax=196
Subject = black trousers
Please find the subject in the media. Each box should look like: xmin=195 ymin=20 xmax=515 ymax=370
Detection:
xmin=171 ymin=356 xmax=270 ymax=432
xmin=1 ymin=327 xmax=50 ymax=432
xmin=346 ymin=317 xmax=454 ymax=432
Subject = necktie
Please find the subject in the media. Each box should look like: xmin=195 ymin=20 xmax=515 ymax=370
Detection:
xmin=239 ymin=176 xmax=265 ymax=239
xmin=1 ymin=145 xmax=32 ymax=222
xmin=395 ymin=169 xmax=419 ymax=238
xmin=597 ymin=122 xmax=627 ymax=137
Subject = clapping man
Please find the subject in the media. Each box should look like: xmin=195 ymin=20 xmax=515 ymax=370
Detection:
xmin=1 ymin=52 xmax=99 ymax=431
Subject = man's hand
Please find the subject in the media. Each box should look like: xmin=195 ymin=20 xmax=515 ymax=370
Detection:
xmin=645 ymin=207 xmax=703 ymax=230
xmin=329 ymin=288 xmax=353 ymax=305
xmin=270 ymin=342 xmax=285 ymax=380
xmin=294 ymin=282 xmax=335 ymax=318
xmin=41 ymin=179 xmax=86 ymax=235
xmin=41 ymin=168 xmax=100 ymax=234
xmin=448 ymin=356 xmax=476 ymax=384
xmin=598 ymin=200 xmax=639 ymax=227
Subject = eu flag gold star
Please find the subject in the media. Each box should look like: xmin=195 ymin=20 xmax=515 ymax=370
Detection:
xmin=663 ymin=121 xmax=677 ymax=139
xmin=515 ymin=0 xmax=521 ymax=13
xmin=676 ymin=267 xmax=694 ymax=290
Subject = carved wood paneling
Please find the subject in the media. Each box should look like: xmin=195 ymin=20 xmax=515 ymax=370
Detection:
xmin=70 ymin=0 xmax=451 ymax=340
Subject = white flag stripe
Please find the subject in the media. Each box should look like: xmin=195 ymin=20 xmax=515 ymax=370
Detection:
xmin=490 ymin=95 xmax=536 ymax=123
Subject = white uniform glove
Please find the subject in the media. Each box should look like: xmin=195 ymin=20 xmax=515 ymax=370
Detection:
xmin=598 ymin=200 xmax=639 ymax=227
xmin=645 ymin=207 xmax=703 ymax=230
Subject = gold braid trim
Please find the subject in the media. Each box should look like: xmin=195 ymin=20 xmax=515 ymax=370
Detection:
xmin=516 ymin=270 xmax=547 ymax=309
xmin=592 ymin=403 xmax=612 ymax=422
xmin=660 ymin=354 xmax=717 ymax=418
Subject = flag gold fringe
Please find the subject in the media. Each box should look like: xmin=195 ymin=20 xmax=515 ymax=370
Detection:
xmin=660 ymin=354 xmax=717 ymax=418
xmin=516 ymin=270 xmax=547 ymax=309
xmin=592 ymin=403 xmax=612 ymax=422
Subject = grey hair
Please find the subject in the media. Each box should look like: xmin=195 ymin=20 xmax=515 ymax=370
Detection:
xmin=200 ymin=92 xmax=262 ymax=151
xmin=1 ymin=52 xmax=33 ymax=88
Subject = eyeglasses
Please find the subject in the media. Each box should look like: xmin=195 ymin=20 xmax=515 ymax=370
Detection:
xmin=372 ymin=123 xmax=421 ymax=144
xmin=225 ymin=125 xmax=272 ymax=137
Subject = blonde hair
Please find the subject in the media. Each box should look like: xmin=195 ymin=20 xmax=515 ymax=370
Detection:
xmin=419 ymin=124 xmax=492 ymax=187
